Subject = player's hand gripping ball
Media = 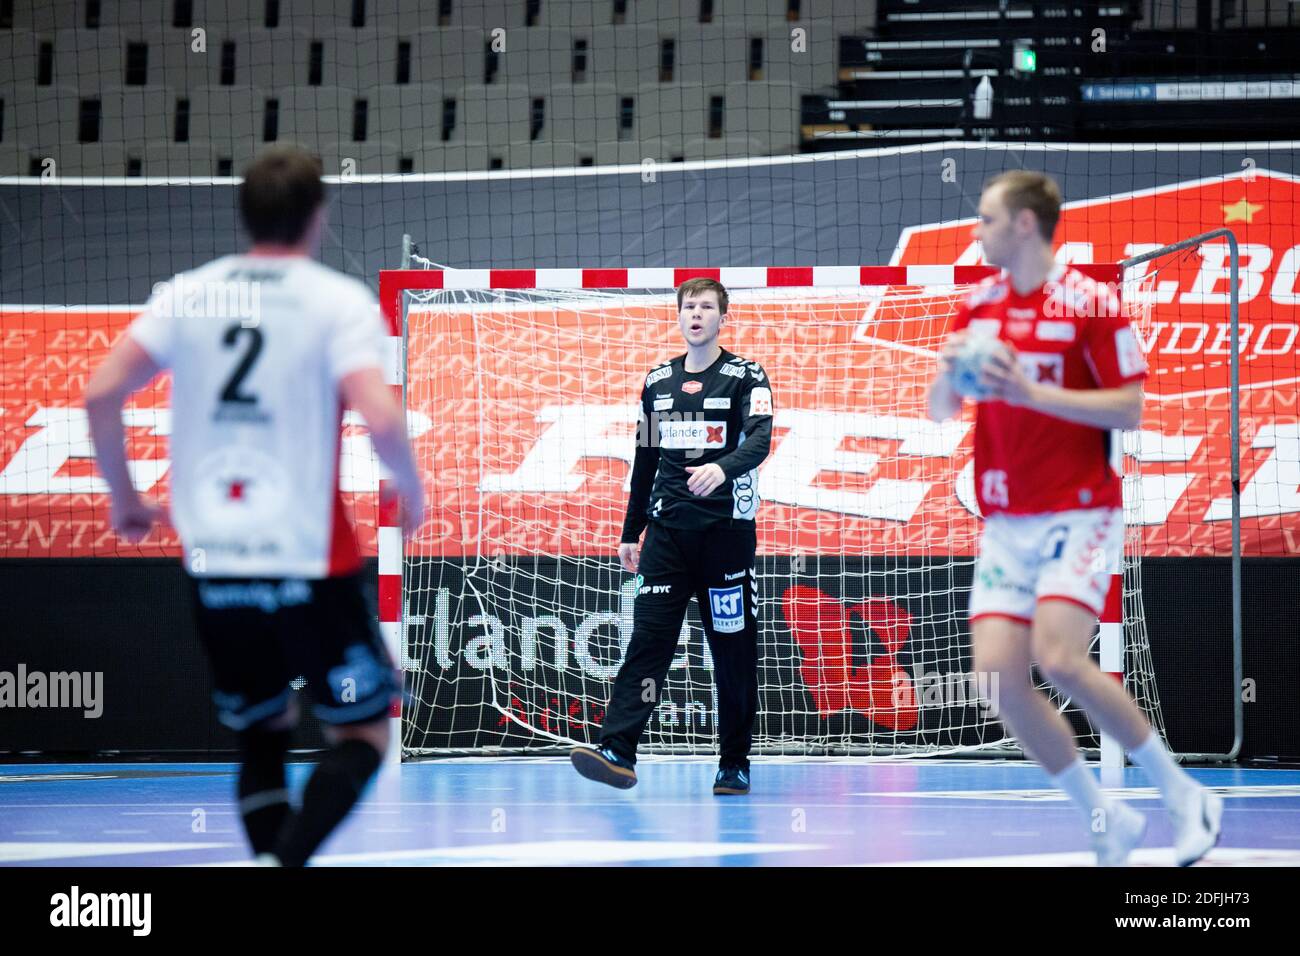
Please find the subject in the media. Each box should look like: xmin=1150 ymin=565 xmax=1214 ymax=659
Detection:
xmin=948 ymin=334 xmax=1011 ymax=400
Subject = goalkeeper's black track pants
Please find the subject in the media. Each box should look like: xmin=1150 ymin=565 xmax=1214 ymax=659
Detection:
xmin=599 ymin=521 xmax=759 ymax=770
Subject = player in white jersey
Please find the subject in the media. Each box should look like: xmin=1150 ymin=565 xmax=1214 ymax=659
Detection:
xmin=928 ymin=170 xmax=1221 ymax=866
xmin=85 ymin=146 xmax=425 ymax=866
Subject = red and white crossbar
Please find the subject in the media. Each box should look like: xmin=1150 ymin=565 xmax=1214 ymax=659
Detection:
xmin=378 ymin=263 xmax=1122 ymax=315
xmin=376 ymin=262 xmax=1129 ymax=767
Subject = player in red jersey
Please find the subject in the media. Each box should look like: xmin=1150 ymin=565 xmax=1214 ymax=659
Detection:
xmin=928 ymin=170 xmax=1221 ymax=866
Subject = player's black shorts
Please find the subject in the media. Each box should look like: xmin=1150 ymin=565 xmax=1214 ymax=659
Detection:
xmin=188 ymin=573 xmax=398 ymax=731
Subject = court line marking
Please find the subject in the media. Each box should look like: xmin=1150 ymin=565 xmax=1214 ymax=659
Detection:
xmin=847 ymin=785 xmax=1300 ymax=801
xmin=198 ymin=840 xmax=825 ymax=867
xmin=872 ymin=847 xmax=1300 ymax=867
xmin=0 ymin=841 xmax=234 ymax=863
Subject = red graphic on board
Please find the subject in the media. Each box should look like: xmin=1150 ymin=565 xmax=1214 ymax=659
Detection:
xmin=782 ymin=585 xmax=919 ymax=731
xmin=1 ymin=173 xmax=1297 ymax=559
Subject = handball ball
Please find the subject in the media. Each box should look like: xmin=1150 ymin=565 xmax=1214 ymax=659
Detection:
xmin=950 ymin=334 xmax=1009 ymax=400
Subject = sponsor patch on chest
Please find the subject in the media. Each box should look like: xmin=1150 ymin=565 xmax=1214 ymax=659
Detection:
xmin=646 ymin=366 xmax=672 ymax=386
xmin=1018 ymin=352 xmax=1065 ymax=385
xmin=658 ymin=419 xmax=727 ymax=448
xmin=681 ymin=380 xmax=703 ymax=394
xmin=703 ymin=396 xmax=731 ymax=409
xmin=1036 ymin=320 xmax=1077 ymax=342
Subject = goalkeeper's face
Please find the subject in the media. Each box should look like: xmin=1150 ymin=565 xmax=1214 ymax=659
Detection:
xmin=678 ymin=291 xmax=725 ymax=348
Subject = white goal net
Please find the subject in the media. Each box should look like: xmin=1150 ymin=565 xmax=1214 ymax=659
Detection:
xmin=391 ymin=263 xmax=1167 ymax=757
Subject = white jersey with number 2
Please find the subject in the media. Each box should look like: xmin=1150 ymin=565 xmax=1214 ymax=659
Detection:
xmin=128 ymin=254 xmax=386 ymax=578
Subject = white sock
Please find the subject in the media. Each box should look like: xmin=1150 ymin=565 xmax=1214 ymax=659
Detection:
xmin=1129 ymin=732 xmax=1196 ymax=803
xmin=1051 ymin=758 xmax=1116 ymax=829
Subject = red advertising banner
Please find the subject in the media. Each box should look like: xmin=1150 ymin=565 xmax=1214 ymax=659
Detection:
xmin=2 ymin=172 xmax=1296 ymax=559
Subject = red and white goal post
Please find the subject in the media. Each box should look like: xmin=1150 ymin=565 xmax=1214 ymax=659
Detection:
xmin=372 ymin=257 xmax=1165 ymax=766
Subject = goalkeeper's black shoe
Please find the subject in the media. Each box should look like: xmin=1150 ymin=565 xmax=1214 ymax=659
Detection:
xmin=570 ymin=745 xmax=637 ymax=789
xmin=713 ymin=766 xmax=750 ymax=796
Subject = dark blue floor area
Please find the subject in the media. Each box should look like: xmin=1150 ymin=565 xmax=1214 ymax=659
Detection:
xmin=3 ymin=759 xmax=1298 ymax=866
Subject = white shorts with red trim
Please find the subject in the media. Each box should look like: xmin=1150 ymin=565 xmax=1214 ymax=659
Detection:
xmin=969 ymin=508 xmax=1122 ymax=625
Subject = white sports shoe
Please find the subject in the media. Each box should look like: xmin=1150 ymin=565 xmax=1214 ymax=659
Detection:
xmin=1170 ymin=787 xmax=1223 ymax=866
xmin=1092 ymin=802 xmax=1147 ymax=867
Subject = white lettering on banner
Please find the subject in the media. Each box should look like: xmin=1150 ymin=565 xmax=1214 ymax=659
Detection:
xmin=1123 ymin=244 xmax=1181 ymax=308
xmin=1180 ymin=243 xmax=1273 ymax=305
xmin=1255 ymin=324 xmax=1299 ymax=355
xmin=1205 ymin=423 xmax=1300 ymax=520
xmin=479 ymin=404 xmax=640 ymax=493
xmin=759 ymin=409 xmax=971 ymax=522
xmin=658 ymin=419 xmax=727 ymax=449
xmin=0 ymin=406 xmax=433 ymax=496
xmin=1204 ymin=323 xmax=1254 ymax=355
xmin=423 ymin=581 xmax=707 ymax=679
xmin=1272 ymin=246 xmax=1300 ymax=305
xmin=1122 ymin=430 xmax=1203 ymax=525
xmin=1130 ymin=322 xmax=1298 ymax=360
xmin=1164 ymin=323 xmax=1209 ymax=354
xmin=0 ymin=407 xmax=171 ymax=494
xmin=1125 ymin=242 xmax=1300 ymax=308
xmin=1054 ymin=242 xmax=1097 ymax=265
xmin=340 ymin=409 xmax=433 ymax=492
xmin=955 ymin=461 xmax=980 ymax=517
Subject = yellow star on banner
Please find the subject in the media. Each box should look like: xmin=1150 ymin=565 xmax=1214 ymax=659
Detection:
xmin=1222 ymin=197 xmax=1263 ymax=224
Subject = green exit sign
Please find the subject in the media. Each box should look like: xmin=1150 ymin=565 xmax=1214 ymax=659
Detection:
xmin=1014 ymin=46 xmax=1037 ymax=72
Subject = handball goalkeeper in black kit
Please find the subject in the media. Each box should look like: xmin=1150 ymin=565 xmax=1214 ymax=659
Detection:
xmin=571 ymin=278 xmax=774 ymax=795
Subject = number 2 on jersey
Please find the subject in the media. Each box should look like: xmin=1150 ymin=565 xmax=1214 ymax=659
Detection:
xmin=220 ymin=323 xmax=263 ymax=405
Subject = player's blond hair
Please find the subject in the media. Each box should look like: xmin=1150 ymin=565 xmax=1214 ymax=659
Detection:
xmin=676 ymin=277 xmax=729 ymax=315
xmin=985 ymin=170 xmax=1062 ymax=241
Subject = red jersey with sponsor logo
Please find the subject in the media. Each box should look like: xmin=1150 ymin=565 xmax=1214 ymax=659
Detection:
xmin=950 ymin=265 xmax=1148 ymax=516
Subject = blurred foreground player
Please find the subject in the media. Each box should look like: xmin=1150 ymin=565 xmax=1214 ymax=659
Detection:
xmin=85 ymin=145 xmax=425 ymax=866
xmin=571 ymin=278 xmax=773 ymax=795
xmin=928 ymin=170 xmax=1221 ymax=866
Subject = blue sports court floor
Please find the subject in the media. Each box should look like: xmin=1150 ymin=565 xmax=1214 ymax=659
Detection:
xmin=3 ymin=758 xmax=1299 ymax=866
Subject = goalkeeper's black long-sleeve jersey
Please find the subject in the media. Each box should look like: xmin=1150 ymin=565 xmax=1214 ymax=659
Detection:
xmin=620 ymin=348 xmax=774 ymax=543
